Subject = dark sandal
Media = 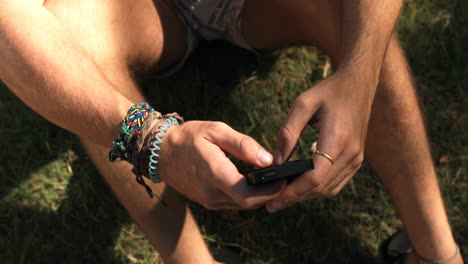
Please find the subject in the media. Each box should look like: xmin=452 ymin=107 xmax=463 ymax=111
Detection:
xmin=380 ymin=230 xmax=412 ymax=264
xmin=210 ymin=245 xmax=244 ymax=264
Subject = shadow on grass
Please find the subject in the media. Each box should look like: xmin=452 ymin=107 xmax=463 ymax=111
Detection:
xmin=0 ymin=40 xmax=379 ymax=263
xmin=2 ymin=0 xmax=467 ymax=261
xmin=194 ymin=202 xmax=380 ymax=263
xmin=0 ymin=156 xmax=126 ymax=263
xmin=144 ymin=41 xmax=379 ymax=263
xmin=0 ymin=90 xmax=126 ymax=262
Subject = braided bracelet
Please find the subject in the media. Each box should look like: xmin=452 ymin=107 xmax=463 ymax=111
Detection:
xmin=109 ymin=103 xmax=184 ymax=201
xmin=148 ymin=117 xmax=180 ymax=183
xmin=109 ymin=103 xmax=154 ymax=162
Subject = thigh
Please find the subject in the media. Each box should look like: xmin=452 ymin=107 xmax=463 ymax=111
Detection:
xmin=43 ymin=0 xmax=187 ymax=87
xmin=242 ymin=0 xmax=342 ymax=63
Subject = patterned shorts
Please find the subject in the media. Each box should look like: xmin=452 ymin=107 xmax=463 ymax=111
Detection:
xmin=160 ymin=0 xmax=250 ymax=76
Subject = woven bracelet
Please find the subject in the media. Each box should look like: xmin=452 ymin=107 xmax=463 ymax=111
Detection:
xmin=109 ymin=103 xmax=154 ymax=162
xmin=109 ymin=104 xmax=183 ymax=201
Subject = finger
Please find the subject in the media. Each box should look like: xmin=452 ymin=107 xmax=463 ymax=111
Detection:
xmin=230 ymin=178 xmax=286 ymax=208
xmin=324 ymin=158 xmax=359 ymax=198
xmin=265 ymin=199 xmax=294 ymax=213
xmin=265 ymin=169 xmax=320 ymax=213
xmin=205 ymin=185 xmax=284 ymax=210
xmin=208 ymin=203 xmax=244 ymax=210
xmin=277 ymin=137 xmax=359 ymax=200
xmin=190 ymin=185 xmax=246 ymax=210
xmin=202 ymin=143 xmax=286 ymax=208
xmin=307 ymin=112 xmax=350 ymax=190
xmin=209 ymin=202 xmax=264 ymax=210
xmin=275 ymin=93 xmax=322 ymax=164
xmin=323 ymin=145 xmax=364 ymax=192
xmin=267 ymin=123 xmax=345 ymax=212
xmin=325 ymin=162 xmax=359 ymax=194
xmin=204 ymin=122 xmax=273 ymax=167
xmin=189 ymin=189 xmax=238 ymax=210
xmin=329 ymin=173 xmax=354 ymax=197
xmin=309 ymin=150 xmax=349 ymax=196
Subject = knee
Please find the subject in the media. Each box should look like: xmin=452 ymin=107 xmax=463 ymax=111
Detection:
xmin=242 ymin=0 xmax=342 ymax=63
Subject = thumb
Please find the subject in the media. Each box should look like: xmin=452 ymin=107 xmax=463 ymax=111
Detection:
xmin=275 ymin=93 xmax=322 ymax=164
xmin=205 ymin=122 xmax=273 ymax=167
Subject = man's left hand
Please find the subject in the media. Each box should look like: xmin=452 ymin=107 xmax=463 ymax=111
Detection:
xmin=266 ymin=70 xmax=375 ymax=212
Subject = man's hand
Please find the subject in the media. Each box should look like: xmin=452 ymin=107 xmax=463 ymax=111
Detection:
xmin=266 ymin=70 xmax=373 ymax=212
xmin=159 ymin=121 xmax=285 ymax=210
xmin=266 ymin=0 xmax=403 ymax=212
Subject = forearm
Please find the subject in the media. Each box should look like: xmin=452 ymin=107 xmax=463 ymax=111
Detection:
xmin=338 ymin=0 xmax=403 ymax=93
xmin=0 ymin=1 xmax=132 ymax=147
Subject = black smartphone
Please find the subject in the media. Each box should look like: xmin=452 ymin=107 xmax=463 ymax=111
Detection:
xmin=243 ymin=159 xmax=314 ymax=185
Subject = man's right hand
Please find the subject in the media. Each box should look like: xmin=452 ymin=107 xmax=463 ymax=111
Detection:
xmin=158 ymin=121 xmax=285 ymax=210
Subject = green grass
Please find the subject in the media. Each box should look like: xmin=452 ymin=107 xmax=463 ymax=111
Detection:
xmin=0 ymin=0 xmax=466 ymax=263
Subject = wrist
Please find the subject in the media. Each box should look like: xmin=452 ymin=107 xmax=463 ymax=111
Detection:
xmin=328 ymin=69 xmax=379 ymax=106
xmin=335 ymin=63 xmax=380 ymax=90
xmin=147 ymin=115 xmax=182 ymax=183
xmin=131 ymin=113 xmax=183 ymax=179
xmin=108 ymin=102 xmax=184 ymax=198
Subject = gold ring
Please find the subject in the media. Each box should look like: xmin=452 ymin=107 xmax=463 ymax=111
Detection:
xmin=314 ymin=150 xmax=335 ymax=165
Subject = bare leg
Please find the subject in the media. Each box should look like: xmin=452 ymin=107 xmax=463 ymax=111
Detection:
xmin=78 ymin=23 xmax=216 ymax=264
xmin=242 ymin=0 xmax=462 ymax=262
xmin=82 ymin=139 xmax=213 ymax=263
xmin=38 ymin=0 xmax=215 ymax=262
xmin=77 ymin=55 xmax=215 ymax=262
xmin=366 ymin=37 xmax=459 ymax=262
xmin=78 ymin=50 xmax=215 ymax=263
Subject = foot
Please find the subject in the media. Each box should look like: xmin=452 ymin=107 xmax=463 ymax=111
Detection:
xmin=381 ymin=230 xmax=464 ymax=264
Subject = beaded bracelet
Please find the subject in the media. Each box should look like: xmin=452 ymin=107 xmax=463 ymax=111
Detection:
xmin=109 ymin=103 xmax=154 ymax=162
xmin=109 ymin=103 xmax=183 ymax=202
xmin=148 ymin=117 xmax=180 ymax=183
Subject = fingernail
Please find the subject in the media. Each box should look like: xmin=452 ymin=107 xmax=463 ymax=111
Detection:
xmin=266 ymin=203 xmax=277 ymax=213
xmin=274 ymin=148 xmax=283 ymax=165
xmin=266 ymin=200 xmax=286 ymax=213
xmin=258 ymin=149 xmax=273 ymax=166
